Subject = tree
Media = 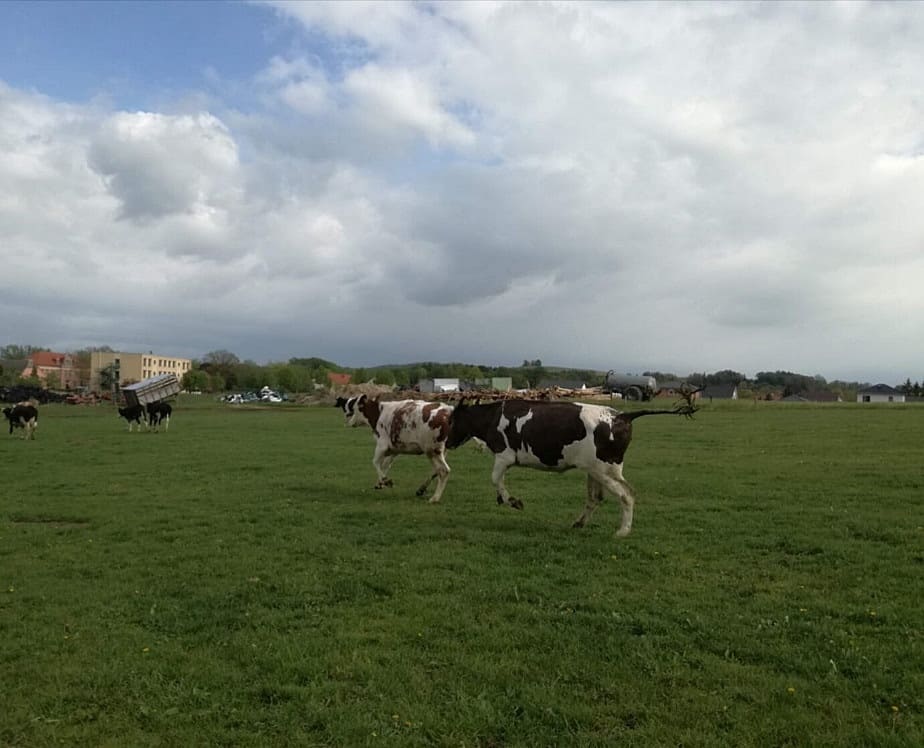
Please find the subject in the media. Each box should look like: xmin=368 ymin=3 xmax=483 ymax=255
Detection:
xmin=182 ymin=369 xmax=210 ymax=392
xmin=203 ymin=350 xmax=240 ymax=368
xmin=201 ymin=350 xmax=240 ymax=390
xmin=0 ymin=344 xmax=44 ymax=359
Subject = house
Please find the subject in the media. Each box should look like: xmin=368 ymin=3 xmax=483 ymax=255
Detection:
xmin=473 ymin=377 xmax=513 ymax=392
xmin=657 ymin=380 xmax=701 ymax=399
xmin=701 ymin=383 xmax=738 ymax=400
xmin=418 ymin=378 xmax=460 ymax=393
xmin=327 ymin=372 xmax=352 ymax=388
xmin=21 ymin=351 xmax=81 ymax=389
xmin=857 ymin=384 xmax=905 ymax=403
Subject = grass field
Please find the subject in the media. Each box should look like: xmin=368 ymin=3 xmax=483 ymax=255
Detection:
xmin=1 ymin=397 xmax=922 ymax=746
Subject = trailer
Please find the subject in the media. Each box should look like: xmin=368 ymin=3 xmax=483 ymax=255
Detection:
xmin=121 ymin=373 xmax=181 ymax=408
xmin=602 ymin=371 xmax=658 ymax=401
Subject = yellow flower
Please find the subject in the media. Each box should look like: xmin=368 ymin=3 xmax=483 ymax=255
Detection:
xmin=787 ymin=687 xmax=796 ymax=694
xmin=891 ymin=705 xmax=899 ymax=713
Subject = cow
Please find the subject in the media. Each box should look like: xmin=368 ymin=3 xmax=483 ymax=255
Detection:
xmin=3 ymin=404 xmax=39 ymax=440
xmin=118 ymin=404 xmax=147 ymax=432
xmin=336 ymin=395 xmax=453 ymax=503
xmin=445 ymin=398 xmax=696 ymax=537
xmin=146 ymin=402 xmax=172 ymax=432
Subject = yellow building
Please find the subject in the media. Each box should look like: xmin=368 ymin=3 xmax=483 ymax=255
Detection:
xmin=90 ymin=351 xmax=193 ymax=392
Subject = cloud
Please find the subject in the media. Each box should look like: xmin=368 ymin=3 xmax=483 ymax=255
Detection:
xmin=87 ymin=111 xmax=240 ymax=222
xmin=2 ymin=3 xmax=924 ymax=381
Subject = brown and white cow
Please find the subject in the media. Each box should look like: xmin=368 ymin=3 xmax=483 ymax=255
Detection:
xmin=336 ymin=395 xmax=453 ymax=503
xmin=3 ymin=404 xmax=39 ymax=440
xmin=446 ymin=398 xmax=695 ymax=537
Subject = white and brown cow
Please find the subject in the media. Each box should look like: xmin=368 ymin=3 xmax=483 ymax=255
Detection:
xmin=336 ymin=395 xmax=453 ymax=503
xmin=446 ymin=398 xmax=695 ymax=537
xmin=3 ymin=404 xmax=39 ymax=440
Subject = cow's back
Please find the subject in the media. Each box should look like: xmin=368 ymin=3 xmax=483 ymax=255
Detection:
xmin=482 ymin=400 xmax=628 ymax=470
xmin=376 ymin=400 xmax=451 ymax=455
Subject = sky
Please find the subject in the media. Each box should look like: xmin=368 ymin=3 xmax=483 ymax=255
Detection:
xmin=1 ymin=1 xmax=923 ymax=383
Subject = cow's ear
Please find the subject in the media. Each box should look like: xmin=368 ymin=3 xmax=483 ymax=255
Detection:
xmin=358 ymin=394 xmax=367 ymax=405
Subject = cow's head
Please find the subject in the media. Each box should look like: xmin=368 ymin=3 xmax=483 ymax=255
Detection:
xmin=335 ymin=395 xmax=369 ymax=427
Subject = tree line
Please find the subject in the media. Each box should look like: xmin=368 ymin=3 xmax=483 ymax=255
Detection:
xmin=0 ymin=343 xmax=910 ymax=400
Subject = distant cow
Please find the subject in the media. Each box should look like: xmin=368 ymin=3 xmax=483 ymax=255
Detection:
xmin=146 ymin=402 xmax=172 ymax=432
xmin=446 ymin=398 xmax=695 ymax=537
xmin=3 ymin=404 xmax=39 ymax=440
xmin=336 ymin=395 xmax=453 ymax=503
xmin=118 ymin=404 xmax=147 ymax=432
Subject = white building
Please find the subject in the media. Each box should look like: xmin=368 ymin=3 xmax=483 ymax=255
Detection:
xmin=418 ymin=378 xmax=460 ymax=393
xmin=857 ymin=384 xmax=905 ymax=403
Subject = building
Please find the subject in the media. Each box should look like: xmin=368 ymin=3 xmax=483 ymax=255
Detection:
xmin=857 ymin=384 xmax=905 ymax=403
xmin=16 ymin=351 xmax=81 ymax=389
xmin=90 ymin=350 xmax=192 ymax=392
xmin=473 ymin=377 xmax=513 ymax=392
xmin=418 ymin=378 xmax=460 ymax=393
xmin=701 ymin=383 xmax=739 ymax=400
xmin=327 ymin=372 xmax=352 ymax=388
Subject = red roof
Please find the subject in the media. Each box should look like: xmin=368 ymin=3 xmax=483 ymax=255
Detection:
xmin=30 ymin=351 xmax=70 ymax=367
xmin=327 ymin=372 xmax=352 ymax=386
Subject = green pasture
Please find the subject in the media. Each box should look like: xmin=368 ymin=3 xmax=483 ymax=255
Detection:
xmin=1 ymin=397 xmax=921 ymax=746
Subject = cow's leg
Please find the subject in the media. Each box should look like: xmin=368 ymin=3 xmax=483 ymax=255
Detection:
xmin=592 ymin=464 xmax=637 ymax=537
xmin=162 ymin=415 xmax=169 ymax=432
xmin=414 ymin=471 xmax=437 ymax=497
xmin=573 ymin=474 xmax=605 ymax=528
xmin=425 ymin=451 xmax=451 ymax=504
xmin=372 ymin=446 xmax=395 ymax=489
xmin=492 ymin=456 xmax=523 ymax=510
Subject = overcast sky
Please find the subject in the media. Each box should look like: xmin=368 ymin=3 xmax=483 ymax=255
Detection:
xmin=1 ymin=1 xmax=922 ymax=383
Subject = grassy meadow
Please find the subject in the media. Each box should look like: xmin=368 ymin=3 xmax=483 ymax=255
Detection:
xmin=1 ymin=396 xmax=922 ymax=746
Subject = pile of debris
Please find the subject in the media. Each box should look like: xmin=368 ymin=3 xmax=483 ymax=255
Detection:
xmin=0 ymin=385 xmax=68 ymax=404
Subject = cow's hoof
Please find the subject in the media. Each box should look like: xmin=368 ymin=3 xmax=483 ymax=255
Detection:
xmin=427 ymin=497 xmax=441 ymax=504
xmin=415 ymin=488 xmax=426 ymax=497
xmin=510 ymin=499 xmax=524 ymax=510
xmin=496 ymin=495 xmax=505 ymax=505
xmin=572 ymin=520 xmax=585 ymax=529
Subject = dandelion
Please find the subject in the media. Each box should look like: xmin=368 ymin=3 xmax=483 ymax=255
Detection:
xmin=142 ymin=647 xmax=150 ymax=653
xmin=892 ymin=705 xmax=899 ymax=713
xmin=787 ymin=687 xmax=796 ymax=694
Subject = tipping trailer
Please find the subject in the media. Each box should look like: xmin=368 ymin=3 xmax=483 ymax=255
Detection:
xmin=121 ymin=373 xmax=181 ymax=408
xmin=602 ymin=371 xmax=658 ymax=401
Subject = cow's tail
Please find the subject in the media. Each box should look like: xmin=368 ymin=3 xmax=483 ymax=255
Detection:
xmin=619 ymin=389 xmax=699 ymax=422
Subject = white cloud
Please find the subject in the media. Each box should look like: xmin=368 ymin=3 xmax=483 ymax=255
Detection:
xmin=2 ymin=3 xmax=924 ymax=380
xmin=88 ymin=111 xmax=240 ymax=222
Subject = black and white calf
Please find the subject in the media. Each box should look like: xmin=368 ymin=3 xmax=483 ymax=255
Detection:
xmin=446 ymin=399 xmax=695 ymax=537
xmin=3 ymin=404 xmax=39 ymax=440
xmin=336 ymin=395 xmax=453 ymax=503
xmin=118 ymin=404 xmax=147 ymax=432
xmin=146 ymin=402 xmax=172 ymax=431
